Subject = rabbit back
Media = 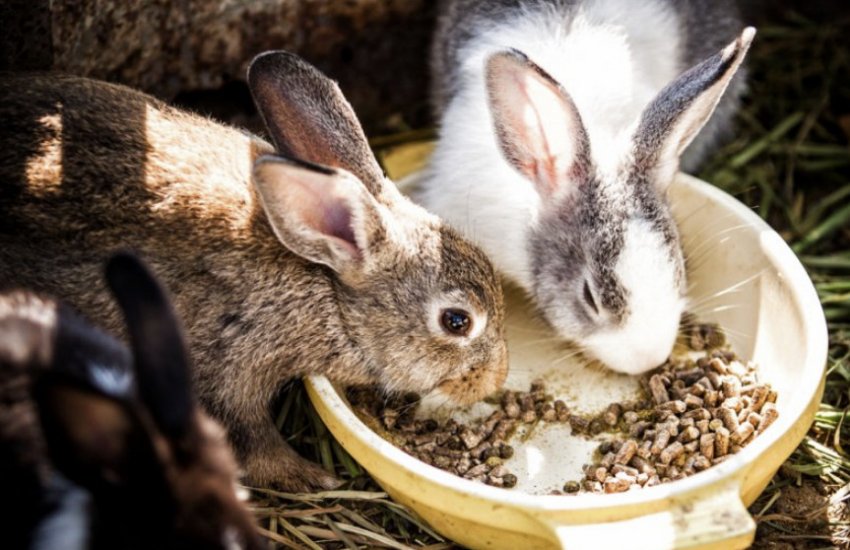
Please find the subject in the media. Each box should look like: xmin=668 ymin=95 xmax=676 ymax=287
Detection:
xmin=0 ymin=74 xmax=289 ymax=359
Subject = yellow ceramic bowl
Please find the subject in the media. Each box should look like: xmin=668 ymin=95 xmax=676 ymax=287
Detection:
xmin=306 ymin=163 xmax=827 ymax=549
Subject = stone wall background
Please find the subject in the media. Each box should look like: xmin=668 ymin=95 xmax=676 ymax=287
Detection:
xmin=1 ymin=0 xmax=436 ymax=134
xmin=1 ymin=0 xmax=848 ymax=134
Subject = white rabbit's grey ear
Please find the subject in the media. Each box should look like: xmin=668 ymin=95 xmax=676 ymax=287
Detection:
xmin=633 ymin=27 xmax=755 ymax=186
xmin=486 ymin=48 xmax=590 ymax=199
xmin=247 ymin=50 xmax=386 ymax=196
xmin=252 ymin=155 xmax=383 ymax=275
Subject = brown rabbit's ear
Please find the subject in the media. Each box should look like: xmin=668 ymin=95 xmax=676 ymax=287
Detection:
xmin=248 ymin=50 xmax=385 ymax=195
xmin=105 ymin=252 xmax=194 ymax=441
xmin=632 ymin=27 xmax=755 ymax=186
xmin=486 ymin=48 xmax=591 ymax=199
xmin=253 ymin=155 xmax=385 ymax=276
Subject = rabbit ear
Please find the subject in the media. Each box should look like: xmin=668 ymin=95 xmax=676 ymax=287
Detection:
xmin=253 ymin=155 xmax=384 ymax=276
xmin=248 ymin=50 xmax=386 ymax=196
xmin=633 ymin=27 xmax=755 ymax=186
xmin=486 ymin=48 xmax=591 ymax=199
xmin=34 ymin=305 xmax=160 ymax=492
xmin=105 ymin=252 xmax=194 ymax=441
xmin=36 ymin=378 xmax=163 ymax=492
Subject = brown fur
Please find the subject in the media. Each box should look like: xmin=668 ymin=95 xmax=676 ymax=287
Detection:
xmin=0 ymin=291 xmax=57 ymax=548
xmin=0 ymin=52 xmax=507 ymax=491
xmin=0 ymin=287 xmax=264 ymax=550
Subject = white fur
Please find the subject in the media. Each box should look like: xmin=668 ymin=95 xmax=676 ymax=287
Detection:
xmin=421 ymin=0 xmax=682 ymax=289
xmin=90 ymin=363 xmax=134 ymax=395
xmin=222 ymin=526 xmax=244 ymax=550
xmin=420 ymin=0 xmax=688 ymax=373
xmin=584 ymin=220 xmax=687 ymax=374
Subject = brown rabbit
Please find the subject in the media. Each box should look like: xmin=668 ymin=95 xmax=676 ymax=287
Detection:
xmin=0 ymin=51 xmax=508 ymax=491
xmin=0 ymin=252 xmax=264 ymax=550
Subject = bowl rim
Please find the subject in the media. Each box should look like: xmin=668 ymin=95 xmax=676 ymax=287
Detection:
xmin=307 ymin=173 xmax=828 ymax=512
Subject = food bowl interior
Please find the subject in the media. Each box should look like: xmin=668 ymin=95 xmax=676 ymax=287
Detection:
xmin=307 ymin=168 xmax=826 ymax=548
xmin=668 ymin=178 xmax=820 ymax=423
xmin=333 ymin=172 xmax=821 ymax=494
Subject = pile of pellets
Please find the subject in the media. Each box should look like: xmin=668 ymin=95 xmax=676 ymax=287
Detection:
xmin=346 ymin=323 xmax=779 ymax=493
xmin=346 ymin=384 xmax=553 ymax=488
xmin=575 ymin=349 xmax=779 ymax=494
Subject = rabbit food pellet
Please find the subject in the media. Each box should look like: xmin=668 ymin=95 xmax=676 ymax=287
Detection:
xmin=346 ymin=385 xmax=552 ymax=488
xmin=571 ymin=344 xmax=777 ymax=494
xmin=346 ymin=323 xmax=778 ymax=493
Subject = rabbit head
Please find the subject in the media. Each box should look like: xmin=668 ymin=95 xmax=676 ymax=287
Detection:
xmin=248 ymin=51 xmax=508 ymax=403
xmin=9 ymin=253 xmax=266 ymax=550
xmin=483 ymin=29 xmax=754 ymax=374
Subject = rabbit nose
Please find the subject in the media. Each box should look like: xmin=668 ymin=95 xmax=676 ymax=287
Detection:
xmin=437 ymin=345 xmax=508 ymax=405
xmin=586 ymin=325 xmax=677 ymax=375
xmin=633 ymin=346 xmax=671 ymax=372
xmin=626 ymin=326 xmax=679 ymax=372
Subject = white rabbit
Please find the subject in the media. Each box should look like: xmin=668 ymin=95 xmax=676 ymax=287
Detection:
xmin=420 ymin=0 xmax=754 ymax=374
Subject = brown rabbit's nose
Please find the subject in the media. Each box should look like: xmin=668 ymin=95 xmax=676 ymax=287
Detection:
xmin=438 ymin=343 xmax=509 ymax=405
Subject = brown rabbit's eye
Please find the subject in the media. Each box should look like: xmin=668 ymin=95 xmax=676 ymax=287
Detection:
xmin=441 ymin=308 xmax=472 ymax=336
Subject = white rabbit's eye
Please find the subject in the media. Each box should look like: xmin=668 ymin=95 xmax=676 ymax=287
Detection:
xmin=440 ymin=308 xmax=472 ymax=336
xmin=583 ymin=280 xmax=599 ymax=315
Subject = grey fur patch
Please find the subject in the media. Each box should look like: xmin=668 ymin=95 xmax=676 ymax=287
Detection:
xmin=530 ymin=167 xmax=631 ymax=327
xmin=662 ymin=0 xmax=748 ymax=170
xmin=530 ymin=160 xmax=686 ymax=334
xmin=633 ymin=35 xmax=743 ymax=174
xmin=628 ymin=172 xmax=686 ymax=287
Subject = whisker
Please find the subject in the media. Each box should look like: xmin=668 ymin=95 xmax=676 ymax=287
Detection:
xmin=716 ymin=326 xmax=752 ymax=341
xmin=550 ymin=351 xmax=584 ymax=365
xmin=683 ymin=225 xmax=747 ymax=268
xmin=682 ymin=223 xmax=750 ymax=256
xmin=676 ymin=321 xmax=752 ymax=344
xmin=505 ymin=328 xmax=559 ymax=339
xmin=550 ymin=348 xmax=588 ymax=368
xmin=676 ymin=209 xmax=742 ymax=244
xmin=672 ymin=203 xmax=739 ymax=229
xmin=687 ymin=303 xmax=747 ymax=316
xmin=687 ymin=269 xmax=767 ymax=308
xmin=684 ymin=224 xmax=753 ymax=268
xmin=510 ymin=337 xmax=572 ymax=349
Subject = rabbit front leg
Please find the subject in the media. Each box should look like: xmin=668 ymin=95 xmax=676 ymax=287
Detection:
xmin=240 ymin=414 xmax=341 ymax=492
xmin=209 ymin=384 xmax=341 ymax=492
